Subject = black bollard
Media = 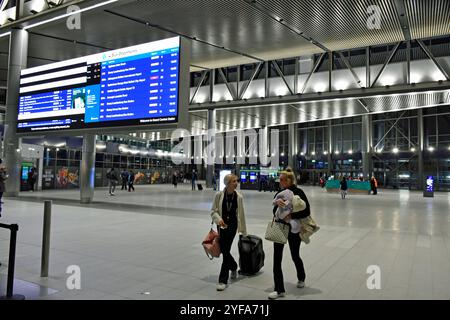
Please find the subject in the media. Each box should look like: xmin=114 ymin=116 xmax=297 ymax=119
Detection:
xmin=0 ymin=223 xmax=25 ymax=300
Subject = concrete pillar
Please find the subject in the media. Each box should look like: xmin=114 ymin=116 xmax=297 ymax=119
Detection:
xmin=80 ymin=134 xmax=96 ymax=204
xmin=418 ymin=109 xmax=424 ymax=190
xmin=288 ymin=123 xmax=297 ymax=171
xmin=4 ymin=28 xmax=28 ymax=197
xmin=206 ymin=109 xmax=216 ymax=188
xmin=327 ymin=121 xmax=333 ymax=176
xmin=260 ymin=126 xmax=269 ymax=167
xmin=362 ymin=114 xmax=372 ymax=179
xmin=236 ymin=130 xmax=246 ymax=176
xmin=302 ymin=128 xmax=308 ymax=155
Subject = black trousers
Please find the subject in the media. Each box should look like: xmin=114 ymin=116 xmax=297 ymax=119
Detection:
xmin=121 ymin=181 xmax=127 ymax=190
xmin=218 ymin=223 xmax=238 ymax=284
xmin=273 ymin=231 xmax=306 ymax=293
xmin=128 ymin=182 xmax=135 ymax=191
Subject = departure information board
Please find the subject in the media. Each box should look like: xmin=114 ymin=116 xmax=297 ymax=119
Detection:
xmin=17 ymin=37 xmax=181 ymax=133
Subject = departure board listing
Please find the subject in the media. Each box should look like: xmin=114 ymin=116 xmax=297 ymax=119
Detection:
xmin=17 ymin=36 xmax=181 ymax=133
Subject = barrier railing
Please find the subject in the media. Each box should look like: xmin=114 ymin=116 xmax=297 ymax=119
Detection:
xmin=0 ymin=223 xmax=25 ymax=300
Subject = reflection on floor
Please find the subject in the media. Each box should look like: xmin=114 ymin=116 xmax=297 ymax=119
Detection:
xmin=0 ymin=183 xmax=449 ymax=300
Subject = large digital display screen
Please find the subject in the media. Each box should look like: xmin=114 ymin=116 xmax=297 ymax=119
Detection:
xmin=17 ymin=37 xmax=181 ymax=133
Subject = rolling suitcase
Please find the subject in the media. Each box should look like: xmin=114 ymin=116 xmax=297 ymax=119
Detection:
xmin=238 ymin=234 xmax=264 ymax=276
xmin=197 ymin=183 xmax=203 ymax=191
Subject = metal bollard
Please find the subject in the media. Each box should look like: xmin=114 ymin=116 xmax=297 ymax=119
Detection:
xmin=40 ymin=200 xmax=52 ymax=277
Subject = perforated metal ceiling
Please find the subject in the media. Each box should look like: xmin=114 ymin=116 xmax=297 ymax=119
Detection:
xmin=185 ymin=90 xmax=450 ymax=134
xmin=111 ymin=0 xmax=321 ymax=63
xmin=405 ymin=0 xmax=450 ymax=40
xmin=1 ymin=0 xmax=449 ymax=74
xmin=255 ymin=0 xmax=405 ymax=50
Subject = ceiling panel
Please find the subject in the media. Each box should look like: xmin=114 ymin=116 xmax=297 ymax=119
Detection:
xmin=27 ymin=32 xmax=105 ymax=62
xmin=183 ymin=91 xmax=450 ymax=135
xmin=405 ymin=0 xmax=450 ymax=40
xmin=366 ymin=90 xmax=450 ymax=112
xmin=113 ymin=0 xmax=322 ymax=60
xmin=256 ymin=0 xmax=405 ymax=50
xmin=31 ymin=10 xmax=257 ymax=70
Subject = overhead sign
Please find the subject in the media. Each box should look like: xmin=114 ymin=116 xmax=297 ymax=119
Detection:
xmin=17 ymin=36 xmax=182 ymax=133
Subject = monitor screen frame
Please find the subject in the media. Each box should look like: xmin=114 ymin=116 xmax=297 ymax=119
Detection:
xmin=16 ymin=36 xmax=191 ymax=136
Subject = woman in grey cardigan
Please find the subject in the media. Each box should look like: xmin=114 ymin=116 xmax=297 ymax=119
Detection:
xmin=211 ymin=174 xmax=247 ymax=291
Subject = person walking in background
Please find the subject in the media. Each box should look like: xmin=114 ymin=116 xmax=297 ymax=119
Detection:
xmin=28 ymin=167 xmax=37 ymax=192
xmin=172 ymin=171 xmax=178 ymax=188
xmin=340 ymin=176 xmax=348 ymax=199
xmin=191 ymin=170 xmax=197 ymax=190
xmin=121 ymin=169 xmax=129 ymax=191
xmin=210 ymin=174 xmax=247 ymax=291
xmin=370 ymin=176 xmax=378 ymax=195
xmin=0 ymin=159 xmax=8 ymax=218
xmin=128 ymin=170 xmax=135 ymax=192
xmin=107 ymin=167 xmax=119 ymax=196
xmin=269 ymin=168 xmax=310 ymax=300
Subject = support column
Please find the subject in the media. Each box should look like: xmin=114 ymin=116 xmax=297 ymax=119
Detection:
xmin=418 ymin=109 xmax=424 ymax=190
xmin=206 ymin=109 xmax=216 ymax=188
xmin=362 ymin=114 xmax=373 ymax=179
xmin=288 ymin=123 xmax=297 ymax=171
xmin=327 ymin=121 xmax=333 ymax=176
xmin=236 ymin=130 xmax=246 ymax=176
xmin=4 ymin=28 xmax=28 ymax=197
xmin=80 ymin=134 xmax=96 ymax=204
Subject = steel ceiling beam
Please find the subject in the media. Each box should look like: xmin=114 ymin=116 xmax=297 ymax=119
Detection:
xmin=373 ymin=110 xmax=407 ymax=150
xmin=239 ymin=62 xmax=263 ymax=100
xmin=371 ymin=42 xmax=402 ymax=88
xmin=189 ymin=81 xmax=450 ymax=111
xmin=301 ymin=53 xmax=326 ymax=94
xmin=416 ymin=39 xmax=450 ymax=81
xmin=272 ymin=60 xmax=294 ymax=95
xmin=190 ymin=70 xmax=208 ymax=104
xmin=394 ymin=0 xmax=412 ymax=41
xmin=218 ymin=68 xmax=238 ymax=100
xmin=357 ymin=99 xmax=371 ymax=113
xmin=288 ymin=104 xmax=318 ymax=121
xmin=242 ymin=0 xmax=330 ymax=53
xmin=337 ymin=51 xmax=364 ymax=88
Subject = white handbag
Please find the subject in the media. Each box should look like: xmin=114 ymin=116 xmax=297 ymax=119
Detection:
xmin=264 ymin=219 xmax=289 ymax=244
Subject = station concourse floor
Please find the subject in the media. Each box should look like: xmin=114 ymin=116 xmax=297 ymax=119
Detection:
xmin=1 ymin=183 xmax=450 ymax=300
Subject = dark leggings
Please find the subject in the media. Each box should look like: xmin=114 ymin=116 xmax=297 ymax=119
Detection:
xmin=273 ymin=231 xmax=306 ymax=293
xmin=218 ymin=223 xmax=238 ymax=284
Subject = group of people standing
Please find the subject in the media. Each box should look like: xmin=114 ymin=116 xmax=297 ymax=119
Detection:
xmin=339 ymin=175 xmax=379 ymax=199
xmin=107 ymin=168 xmax=136 ymax=195
xmin=210 ymin=169 xmax=310 ymax=299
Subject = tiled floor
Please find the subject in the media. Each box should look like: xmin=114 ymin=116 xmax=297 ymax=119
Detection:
xmin=1 ymin=184 xmax=450 ymax=300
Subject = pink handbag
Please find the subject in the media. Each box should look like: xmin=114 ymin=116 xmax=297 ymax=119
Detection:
xmin=202 ymin=226 xmax=221 ymax=260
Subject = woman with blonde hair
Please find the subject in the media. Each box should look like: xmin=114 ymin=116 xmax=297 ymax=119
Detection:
xmin=210 ymin=174 xmax=247 ymax=291
xmin=269 ymin=168 xmax=311 ymax=299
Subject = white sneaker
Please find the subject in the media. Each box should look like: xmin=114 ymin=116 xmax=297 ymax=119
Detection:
xmin=297 ymin=281 xmax=305 ymax=288
xmin=216 ymin=283 xmax=227 ymax=291
xmin=230 ymin=270 xmax=237 ymax=280
xmin=268 ymin=291 xmax=285 ymax=300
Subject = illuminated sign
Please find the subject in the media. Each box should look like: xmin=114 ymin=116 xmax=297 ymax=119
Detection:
xmin=426 ymin=176 xmax=434 ymax=193
xmin=17 ymin=36 xmax=182 ymax=133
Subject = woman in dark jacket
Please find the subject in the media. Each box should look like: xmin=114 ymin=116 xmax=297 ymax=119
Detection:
xmin=268 ymin=168 xmax=310 ymax=299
